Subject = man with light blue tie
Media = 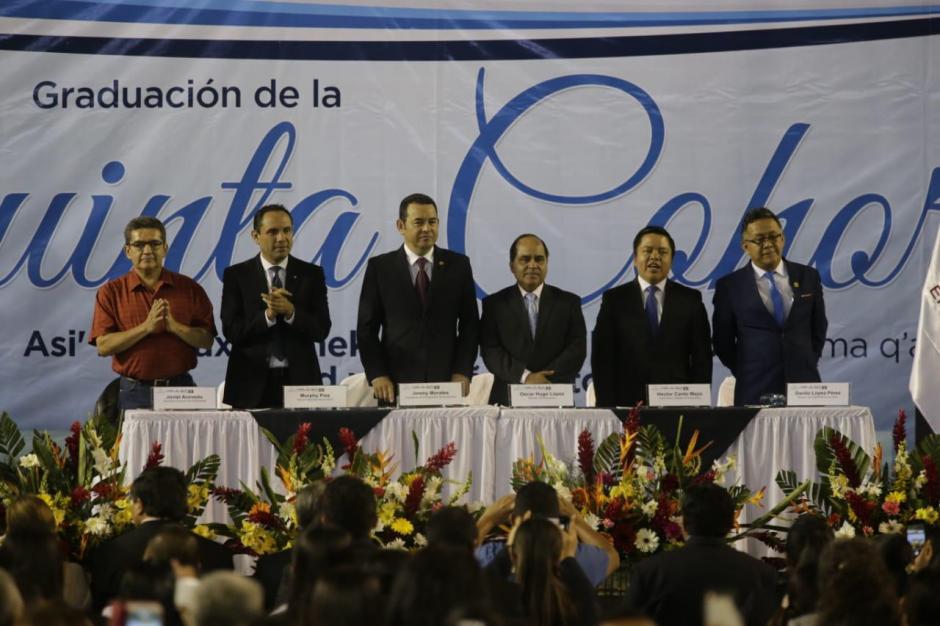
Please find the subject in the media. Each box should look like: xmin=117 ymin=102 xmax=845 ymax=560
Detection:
xmin=712 ymin=207 xmax=828 ymax=406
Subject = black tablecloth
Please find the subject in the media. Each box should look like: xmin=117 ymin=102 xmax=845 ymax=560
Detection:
xmin=611 ymin=407 xmax=760 ymax=471
xmin=249 ymin=408 xmax=392 ymax=451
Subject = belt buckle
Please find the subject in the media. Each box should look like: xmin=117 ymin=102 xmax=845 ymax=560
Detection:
xmin=152 ymin=378 xmax=171 ymax=387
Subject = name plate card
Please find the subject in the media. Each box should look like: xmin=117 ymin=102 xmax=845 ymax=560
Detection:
xmin=284 ymin=385 xmax=348 ymax=409
xmin=509 ymin=384 xmax=575 ymax=408
xmin=152 ymin=387 xmax=217 ymax=411
xmin=398 ymin=382 xmax=463 ymax=407
xmin=787 ymin=382 xmax=850 ymax=406
xmin=647 ymin=384 xmax=712 ymax=407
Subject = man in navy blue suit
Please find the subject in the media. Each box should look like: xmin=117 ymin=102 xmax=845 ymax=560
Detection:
xmin=712 ymin=207 xmax=828 ymax=406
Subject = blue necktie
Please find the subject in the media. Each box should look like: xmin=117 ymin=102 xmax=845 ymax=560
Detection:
xmin=525 ymin=292 xmax=538 ymax=338
xmin=763 ymin=271 xmax=786 ymax=327
xmin=645 ymin=285 xmax=659 ymax=335
xmin=269 ymin=266 xmax=286 ymax=360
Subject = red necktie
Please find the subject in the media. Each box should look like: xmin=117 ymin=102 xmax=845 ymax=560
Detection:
xmin=415 ymin=257 xmax=430 ymax=309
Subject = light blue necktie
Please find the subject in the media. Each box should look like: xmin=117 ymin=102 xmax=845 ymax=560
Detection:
xmin=763 ymin=271 xmax=786 ymax=326
xmin=525 ymin=292 xmax=538 ymax=338
xmin=645 ymin=285 xmax=659 ymax=335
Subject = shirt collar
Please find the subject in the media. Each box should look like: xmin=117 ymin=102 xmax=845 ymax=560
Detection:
xmin=403 ymin=245 xmax=434 ymax=267
xmin=637 ymin=276 xmax=667 ymax=293
xmin=518 ymin=282 xmax=545 ymax=300
xmin=260 ymin=254 xmax=289 ymax=274
xmin=751 ymin=259 xmax=787 ymax=279
xmin=128 ymin=268 xmax=171 ymax=291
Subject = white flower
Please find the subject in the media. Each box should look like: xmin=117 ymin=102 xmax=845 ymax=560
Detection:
xmin=546 ymin=456 xmax=568 ymax=479
xmin=553 ymin=484 xmax=572 ymax=503
xmin=915 ymin=470 xmax=928 ymax=490
xmin=92 ymin=448 xmax=112 ymax=477
xmin=279 ymin=501 xmax=295 ymax=521
xmin=423 ymin=476 xmax=443 ymax=502
xmin=373 ymin=520 xmax=386 ymax=534
xmin=84 ymin=517 xmax=110 ymax=536
xmin=85 ymin=427 xmax=102 ymax=449
xmin=879 ymin=520 xmax=905 ymax=534
xmin=834 ymin=521 xmax=856 ymax=539
xmin=320 ymin=452 xmax=335 ymax=477
xmin=583 ymin=513 xmax=601 ymax=529
xmin=413 ymin=533 xmax=428 ymax=547
xmin=711 ymin=457 xmax=738 ymax=485
xmin=858 ymin=482 xmax=883 ymax=498
xmin=635 ymin=465 xmax=651 ymax=484
xmin=94 ymin=503 xmax=114 ymax=522
xmin=652 ymin=456 xmax=667 ymax=474
xmin=641 ymin=500 xmax=659 ymax=518
xmin=385 ymin=538 xmax=407 ymax=550
xmin=18 ymin=453 xmax=40 ymax=468
xmin=466 ymin=501 xmax=486 ymax=513
xmin=635 ymin=528 xmax=660 ymax=553
xmin=385 ymin=482 xmax=408 ymax=503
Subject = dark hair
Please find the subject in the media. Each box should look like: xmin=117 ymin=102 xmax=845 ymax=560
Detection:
xmin=144 ymin=525 xmax=200 ymax=569
xmin=319 ymin=475 xmax=378 ymax=539
xmin=295 ymin=481 xmax=327 ymax=530
xmin=921 ymin=523 xmax=940 ymax=569
xmin=681 ymin=483 xmax=735 ymax=538
xmin=426 ymin=506 xmax=478 ymax=552
xmin=514 ymin=481 xmax=560 ymax=519
xmin=816 ymin=538 xmax=900 ymax=626
xmin=118 ymin=560 xmax=184 ymax=626
xmin=511 ymin=517 xmax=578 ymax=626
xmin=130 ymin=467 xmax=189 ymax=522
xmin=0 ymin=569 xmax=23 ymax=626
xmin=509 ymin=234 xmax=550 ymax=263
xmin=398 ymin=193 xmax=437 ymax=221
xmin=783 ymin=513 xmax=834 ymax=618
xmin=386 ymin=545 xmax=489 ymax=626
xmin=16 ymin=599 xmax=92 ymax=626
xmin=5 ymin=495 xmax=56 ymax=537
xmin=124 ymin=216 xmax=166 ymax=244
xmin=304 ymin=566 xmax=383 ymax=626
xmin=741 ymin=207 xmax=782 ymax=235
xmin=904 ymin=568 xmax=940 ymax=626
xmin=362 ymin=548 xmax=411 ymax=600
xmin=632 ymin=225 xmax=676 ymax=255
xmin=873 ymin=532 xmax=914 ymax=597
xmin=0 ymin=531 xmax=62 ymax=604
xmin=288 ymin=525 xmax=354 ymax=617
xmin=252 ymin=203 xmax=292 ymax=233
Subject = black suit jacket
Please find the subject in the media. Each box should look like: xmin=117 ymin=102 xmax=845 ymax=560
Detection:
xmin=87 ymin=519 xmax=234 ymax=611
xmin=712 ymin=260 xmax=827 ymax=406
xmin=357 ymin=246 xmax=479 ymax=384
xmin=591 ymin=279 xmax=712 ymax=408
xmin=480 ymin=284 xmax=586 ymax=405
xmin=625 ymin=536 xmax=779 ymax=626
xmin=221 ymin=254 xmax=331 ymax=408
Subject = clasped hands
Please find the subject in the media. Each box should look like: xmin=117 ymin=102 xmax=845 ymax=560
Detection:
xmin=262 ymin=287 xmax=295 ymax=320
xmin=143 ymin=298 xmax=178 ymax=335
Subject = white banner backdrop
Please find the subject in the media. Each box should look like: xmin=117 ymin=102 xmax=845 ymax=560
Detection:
xmin=1 ymin=2 xmax=939 ymax=433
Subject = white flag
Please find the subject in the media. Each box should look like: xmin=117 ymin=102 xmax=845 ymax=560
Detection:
xmin=911 ymin=227 xmax=940 ymax=431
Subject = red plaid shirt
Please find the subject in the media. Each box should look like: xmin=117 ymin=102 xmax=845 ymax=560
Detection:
xmin=89 ymin=269 xmax=216 ymax=380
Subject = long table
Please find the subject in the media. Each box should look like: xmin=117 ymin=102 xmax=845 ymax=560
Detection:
xmin=121 ymin=405 xmax=876 ymax=544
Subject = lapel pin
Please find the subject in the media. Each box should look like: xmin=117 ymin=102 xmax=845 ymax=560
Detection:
xmin=437 ymin=260 xmax=444 ymax=267
xmin=793 ymin=281 xmax=799 ymax=288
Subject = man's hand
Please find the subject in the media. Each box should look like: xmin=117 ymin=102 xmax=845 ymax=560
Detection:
xmin=262 ymin=288 xmax=295 ymax=320
xmin=371 ymin=376 xmax=396 ymax=404
xmin=451 ymin=373 xmax=470 ymax=396
xmin=143 ymin=299 xmax=168 ymax=334
xmin=476 ymin=493 xmax=515 ymax=546
xmin=560 ymin=518 xmax=579 ymax=560
xmin=524 ymin=370 xmax=554 ymax=384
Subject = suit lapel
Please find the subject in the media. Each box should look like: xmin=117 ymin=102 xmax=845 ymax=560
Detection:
xmin=509 ymin=288 xmax=533 ymax=347
xmin=283 ymin=255 xmax=301 ymax=293
xmin=394 ymin=247 xmax=422 ymax=311
xmin=740 ymin=265 xmax=777 ymax=326
xmin=659 ymin=280 xmax=677 ymax=335
xmin=533 ymin=285 xmax=554 ymax=342
xmin=252 ymin=256 xmax=269 ymax=298
xmin=625 ymin=280 xmax=652 ymax=342
xmin=427 ymin=247 xmax=447 ymax=310
xmin=784 ymin=260 xmax=805 ymax=327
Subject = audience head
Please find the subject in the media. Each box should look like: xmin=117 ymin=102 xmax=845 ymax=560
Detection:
xmin=426 ymin=506 xmax=478 ymax=552
xmin=681 ymin=483 xmax=735 ymax=538
xmin=303 ymin=566 xmax=382 ymax=626
xmin=816 ymin=538 xmax=900 ymax=626
xmin=144 ymin=525 xmax=201 ymax=576
xmin=0 ymin=569 xmax=23 ymax=626
xmin=387 ymin=545 xmax=489 ymax=626
xmin=118 ymin=560 xmax=183 ymax=626
xmin=784 ymin=513 xmax=834 ymax=616
xmin=513 ymin=481 xmax=561 ymax=520
xmin=510 ymin=517 xmax=577 ymax=626
xmin=872 ymin=532 xmax=913 ymax=596
xmin=904 ymin=568 xmax=940 ymax=626
xmin=599 ymin=606 xmax=657 ymax=626
xmin=4 ymin=495 xmax=56 ymax=536
xmin=288 ymin=525 xmax=354 ymax=614
xmin=0 ymin=498 xmax=63 ymax=605
xmin=363 ymin=548 xmax=411 ymax=600
xmin=911 ymin=522 xmax=940 ymax=571
xmin=130 ymin=467 xmax=189 ymax=523
xmin=318 ymin=475 xmax=377 ymax=539
xmin=192 ymin=571 xmax=263 ymax=626
xmin=15 ymin=599 xmax=92 ymax=626
xmin=295 ymin=481 xmax=327 ymax=530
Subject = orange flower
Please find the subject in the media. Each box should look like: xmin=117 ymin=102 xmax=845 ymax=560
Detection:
xmin=248 ymin=502 xmax=271 ymax=517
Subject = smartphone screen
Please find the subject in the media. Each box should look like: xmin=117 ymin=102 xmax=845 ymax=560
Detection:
xmin=125 ymin=602 xmax=163 ymax=626
xmin=907 ymin=523 xmax=926 ymax=556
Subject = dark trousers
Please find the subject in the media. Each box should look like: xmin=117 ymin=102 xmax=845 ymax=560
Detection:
xmin=259 ymin=368 xmax=287 ymax=409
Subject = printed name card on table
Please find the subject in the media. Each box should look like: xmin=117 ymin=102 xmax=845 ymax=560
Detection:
xmin=509 ymin=384 xmax=574 ymax=408
xmin=787 ymin=382 xmax=851 ymax=406
xmin=152 ymin=387 xmax=217 ymax=411
xmin=398 ymin=382 xmax=463 ymax=407
xmin=283 ymin=385 xmax=348 ymax=409
xmin=646 ymin=384 xmax=712 ymax=407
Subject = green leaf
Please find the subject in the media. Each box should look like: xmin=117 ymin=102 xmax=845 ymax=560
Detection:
xmin=257 ymin=467 xmax=283 ymax=506
xmin=412 ymin=431 xmax=420 ymax=467
xmin=814 ymin=427 xmax=870 ymax=482
xmin=635 ymin=425 xmax=667 ymax=468
xmin=593 ymin=433 xmax=622 ymax=478
xmin=0 ymin=413 xmax=25 ymax=462
xmin=186 ymin=454 xmax=221 ymax=486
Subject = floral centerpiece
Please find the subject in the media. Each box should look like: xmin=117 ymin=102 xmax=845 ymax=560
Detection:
xmin=776 ymin=410 xmax=940 ymax=538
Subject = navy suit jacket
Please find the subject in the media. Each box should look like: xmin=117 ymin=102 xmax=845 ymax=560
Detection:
xmin=221 ymin=254 xmax=331 ymax=408
xmin=712 ymin=260 xmax=827 ymax=406
xmin=591 ymin=279 xmax=712 ymax=408
xmin=480 ymin=283 xmax=586 ymax=405
xmin=357 ymin=246 xmax=479 ymax=384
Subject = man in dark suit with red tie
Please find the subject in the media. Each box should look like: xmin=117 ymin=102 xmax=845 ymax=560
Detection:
xmin=592 ymin=226 xmax=712 ymax=408
xmin=357 ymin=193 xmax=479 ymax=404
xmin=480 ymin=234 xmax=586 ymax=405
xmin=221 ymin=204 xmax=332 ymax=408
xmin=712 ymin=207 xmax=828 ymax=406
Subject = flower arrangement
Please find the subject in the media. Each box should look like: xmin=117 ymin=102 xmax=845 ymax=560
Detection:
xmin=342 ymin=428 xmax=474 ymax=550
xmin=776 ymin=410 xmax=940 ymax=538
xmin=209 ymin=422 xmax=335 ymax=555
xmin=0 ymin=412 xmax=218 ymax=559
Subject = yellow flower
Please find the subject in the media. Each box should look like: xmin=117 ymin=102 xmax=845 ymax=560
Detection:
xmin=37 ymin=492 xmax=66 ymax=528
xmin=192 ymin=525 xmax=214 ymax=540
xmin=378 ymin=501 xmax=397 ymax=525
xmin=885 ymin=491 xmax=907 ymax=504
xmin=610 ymin=482 xmax=634 ymax=501
xmin=915 ymin=507 xmax=939 ymax=525
xmin=390 ymin=518 xmax=414 ymax=536
xmin=112 ymin=498 xmax=134 ymax=528
xmin=240 ymin=521 xmax=278 ymax=555
xmin=187 ymin=484 xmax=210 ymax=511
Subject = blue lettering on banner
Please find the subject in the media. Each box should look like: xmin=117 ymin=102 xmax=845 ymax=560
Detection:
xmin=2 ymin=70 xmax=939 ymax=298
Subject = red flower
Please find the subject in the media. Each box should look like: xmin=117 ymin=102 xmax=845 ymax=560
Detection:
xmin=247 ymin=504 xmax=285 ymax=531
xmin=625 ymin=402 xmax=642 ymax=435
xmin=609 ymin=521 xmax=637 ymax=555
xmin=373 ymin=487 xmax=386 ymax=498
xmin=659 ymin=473 xmax=680 ymax=493
xmin=338 ymin=428 xmax=359 ymax=461
xmin=70 ymin=486 xmax=91 ymax=507
xmin=404 ymin=476 xmax=426 ymax=518
xmin=293 ymin=423 xmax=313 ymax=456
xmin=578 ymin=430 xmax=595 ymax=484
xmin=893 ymin=409 xmax=907 ymax=454
xmin=65 ymin=421 xmax=81 ymax=469
xmin=829 ymin=434 xmax=861 ymax=488
xmin=692 ymin=470 xmax=717 ymax=486
xmin=424 ymin=442 xmax=457 ymax=473
xmin=844 ymin=491 xmax=877 ymax=527
xmin=923 ymin=457 xmax=940 ymax=506
xmin=211 ymin=486 xmax=244 ymax=504
xmin=144 ymin=441 xmax=164 ymax=470
xmin=91 ymin=482 xmax=115 ymax=501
